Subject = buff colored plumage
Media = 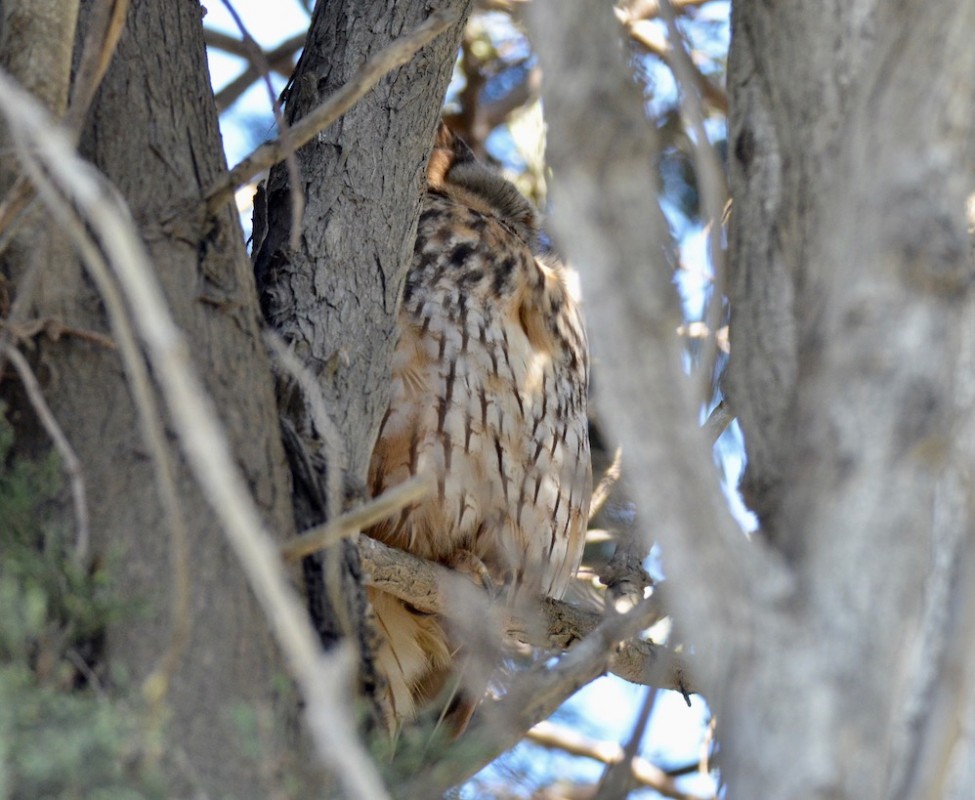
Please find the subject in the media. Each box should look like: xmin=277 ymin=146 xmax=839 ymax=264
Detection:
xmin=366 ymin=125 xmax=591 ymax=732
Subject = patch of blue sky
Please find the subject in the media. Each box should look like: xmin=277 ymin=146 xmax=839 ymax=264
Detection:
xmin=201 ymin=0 xmax=309 ymax=48
xmin=466 ymin=683 xmax=715 ymax=798
xmin=202 ymin=1 xmax=306 ymax=164
xmin=716 ymin=419 xmax=758 ymax=532
xmin=674 ymin=223 xmax=713 ymax=321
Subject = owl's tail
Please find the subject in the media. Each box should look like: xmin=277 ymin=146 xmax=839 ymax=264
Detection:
xmin=369 ymin=587 xmax=489 ymax=736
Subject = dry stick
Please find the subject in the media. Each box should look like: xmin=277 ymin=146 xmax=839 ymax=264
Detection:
xmin=214 ymin=33 xmax=306 ymax=112
xmin=218 ymin=0 xmax=304 ymax=250
xmin=358 ymin=536 xmax=686 ymax=691
xmin=282 ymin=474 xmax=434 ymax=561
xmin=205 ymin=7 xmax=459 ymax=213
xmin=64 ymin=0 xmax=129 ymax=135
xmin=0 ymin=71 xmax=390 ymax=800
xmin=265 ymin=331 xmax=347 ymax=520
xmin=594 ymin=685 xmax=658 ymax=800
xmin=399 ymin=595 xmax=674 ymax=798
xmin=589 ymin=446 xmax=622 ymax=520
xmin=527 ymin=720 xmax=712 ymax=800
xmin=617 ymin=12 xmax=728 ymax=116
xmin=1 ymin=342 xmax=90 ymax=563
xmin=702 ymin=398 xmax=733 ymax=445
xmin=204 ymin=27 xmax=298 ymax=73
xmin=658 ymin=0 xmax=729 ymax=407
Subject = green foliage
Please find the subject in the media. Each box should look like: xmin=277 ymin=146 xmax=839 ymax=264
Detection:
xmin=0 ymin=408 xmax=162 ymax=800
xmin=0 ymin=666 xmax=164 ymax=800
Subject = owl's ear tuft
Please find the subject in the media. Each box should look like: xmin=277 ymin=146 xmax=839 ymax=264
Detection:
xmin=427 ymin=121 xmax=539 ymax=248
xmin=428 ymin=121 xmax=475 ymax=189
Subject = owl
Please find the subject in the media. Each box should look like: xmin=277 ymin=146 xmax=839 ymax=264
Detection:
xmin=366 ymin=124 xmax=591 ymax=733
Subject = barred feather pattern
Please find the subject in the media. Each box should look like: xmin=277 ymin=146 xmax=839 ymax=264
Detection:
xmin=366 ymin=126 xmax=591 ymax=731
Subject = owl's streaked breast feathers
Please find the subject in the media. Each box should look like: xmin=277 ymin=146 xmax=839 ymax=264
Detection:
xmin=366 ymin=123 xmax=591 ymax=731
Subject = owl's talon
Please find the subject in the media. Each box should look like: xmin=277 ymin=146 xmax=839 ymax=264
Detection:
xmin=449 ymin=549 xmax=500 ymax=599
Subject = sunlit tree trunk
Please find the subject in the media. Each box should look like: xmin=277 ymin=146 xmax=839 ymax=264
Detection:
xmin=722 ymin=1 xmax=975 ymax=797
xmin=533 ymin=0 xmax=975 ymax=797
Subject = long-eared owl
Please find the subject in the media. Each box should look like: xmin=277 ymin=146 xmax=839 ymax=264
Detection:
xmin=366 ymin=123 xmax=591 ymax=732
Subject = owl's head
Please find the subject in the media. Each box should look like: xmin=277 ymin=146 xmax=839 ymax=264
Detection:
xmin=426 ymin=122 xmax=538 ymax=249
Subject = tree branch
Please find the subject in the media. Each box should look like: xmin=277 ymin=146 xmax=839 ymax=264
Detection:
xmin=528 ymin=0 xmax=787 ymax=693
xmin=212 ymin=33 xmax=306 ymax=111
xmin=0 ymin=68 xmax=391 ymax=800
xmin=528 ymin=720 xmax=713 ymax=800
xmin=358 ymin=535 xmax=691 ymax=692
xmin=396 ymin=594 xmax=680 ymax=798
xmin=205 ymin=8 xmax=459 ymax=212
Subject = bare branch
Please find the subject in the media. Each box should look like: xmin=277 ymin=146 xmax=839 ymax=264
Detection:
xmin=282 ymin=474 xmax=435 ymax=561
xmin=702 ymin=398 xmax=733 ymax=445
xmin=213 ymin=33 xmax=306 ymax=112
xmin=528 ymin=720 xmax=714 ymax=800
xmin=205 ymin=8 xmax=459 ymax=212
xmin=358 ymin=535 xmax=688 ymax=691
xmin=65 ymin=0 xmax=129 ymax=134
xmin=0 ymin=68 xmax=390 ymax=800
xmin=397 ymin=595 xmax=678 ymax=798
xmin=589 ymin=446 xmax=622 ymax=521
xmin=218 ymin=0 xmax=305 ymax=250
xmin=658 ymin=0 xmax=728 ymax=404
xmin=1 ymin=342 xmax=90 ymax=563
xmin=617 ymin=11 xmax=728 ymax=115
xmin=528 ymin=0 xmax=784 ymax=691
xmin=594 ymin=687 xmax=657 ymax=799
xmin=204 ymin=28 xmax=298 ymax=76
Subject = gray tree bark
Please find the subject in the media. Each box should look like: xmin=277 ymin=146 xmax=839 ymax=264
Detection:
xmin=1 ymin=2 xmax=312 ymax=796
xmin=723 ymin=1 xmax=975 ymax=796
xmin=252 ymin=0 xmax=471 ymax=687
xmin=533 ymin=0 xmax=975 ymax=797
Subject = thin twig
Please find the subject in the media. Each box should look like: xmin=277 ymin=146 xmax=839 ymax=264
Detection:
xmin=204 ymin=28 xmax=298 ymax=74
xmin=282 ymin=473 xmax=434 ymax=561
xmin=1 ymin=317 xmax=117 ymax=350
xmin=658 ymin=0 xmax=728 ymax=406
xmin=358 ymin=535 xmax=685 ymax=691
xmin=265 ymin=331 xmax=347 ymax=521
xmin=594 ymin=685 xmax=657 ymax=799
xmin=617 ymin=10 xmax=729 ymax=115
xmin=213 ymin=33 xmax=307 ymax=112
xmin=65 ymin=0 xmax=130 ymax=134
xmin=702 ymin=398 xmax=733 ymax=445
xmin=0 ymin=69 xmax=390 ymax=800
xmin=1 ymin=342 xmax=90 ymax=563
xmin=528 ymin=719 xmax=713 ymax=800
xmin=396 ymin=595 xmax=679 ymax=798
xmin=589 ymin=446 xmax=622 ymax=520
xmin=218 ymin=0 xmax=304 ymax=249
xmin=205 ymin=8 xmax=459 ymax=212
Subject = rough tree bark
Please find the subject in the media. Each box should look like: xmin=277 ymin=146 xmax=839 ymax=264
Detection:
xmin=252 ymin=0 xmax=472 ymax=686
xmin=533 ymin=0 xmax=975 ymax=798
xmin=1 ymin=2 xmax=310 ymax=796
xmin=722 ymin=1 xmax=975 ymax=797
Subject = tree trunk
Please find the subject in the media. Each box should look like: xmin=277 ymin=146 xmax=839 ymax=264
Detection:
xmin=2 ymin=2 xmax=310 ymax=796
xmin=533 ymin=0 xmax=975 ymax=797
xmin=721 ymin=1 xmax=975 ymax=797
xmin=252 ymin=0 xmax=471 ymax=689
